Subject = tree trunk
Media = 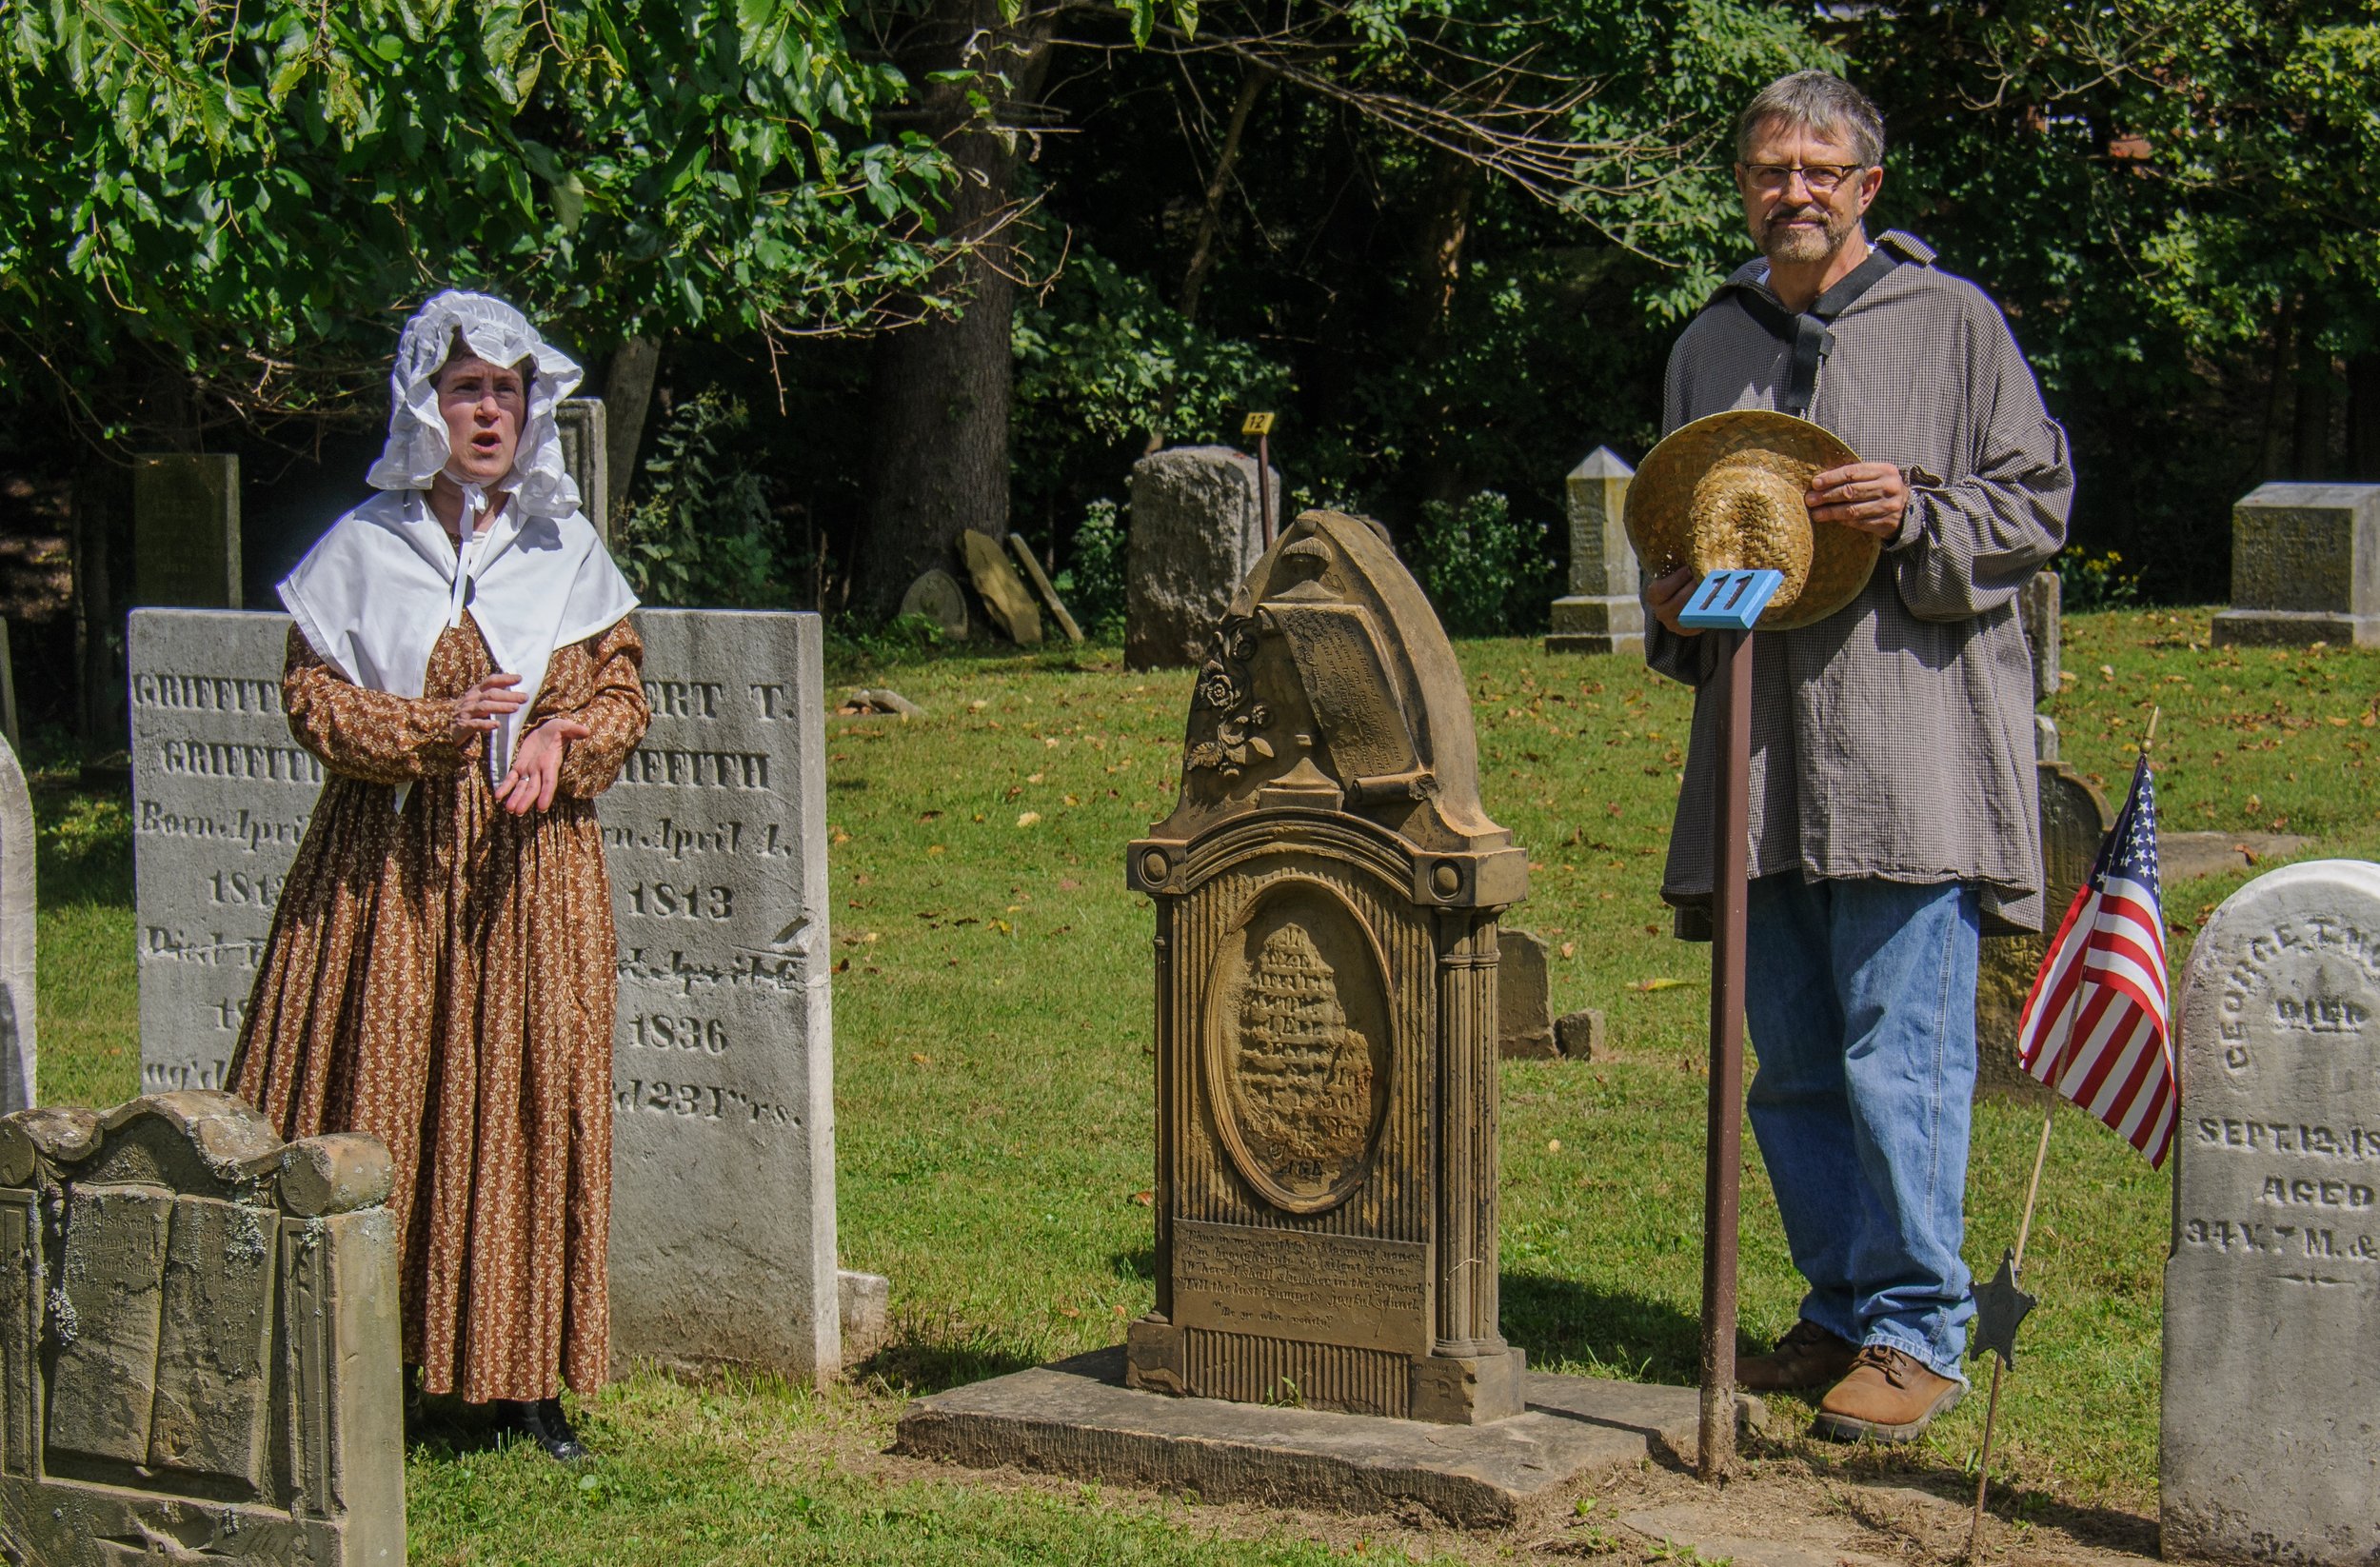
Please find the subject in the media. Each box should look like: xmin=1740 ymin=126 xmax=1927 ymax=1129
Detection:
xmin=1403 ymin=144 xmax=1483 ymax=510
xmin=853 ymin=0 xmax=1052 ymax=620
xmin=1180 ymin=68 xmax=1268 ymax=325
xmin=605 ymin=336 xmax=664 ymax=518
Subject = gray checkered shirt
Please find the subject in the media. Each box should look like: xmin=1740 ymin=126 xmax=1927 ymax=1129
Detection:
xmin=1647 ymin=230 xmax=2073 ymax=933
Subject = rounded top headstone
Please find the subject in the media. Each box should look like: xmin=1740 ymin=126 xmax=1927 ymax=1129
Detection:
xmin=898 ymin=568 xmax=970 ymax=639
xmin=2178 ymin=858 xmax=2380 ymax=1103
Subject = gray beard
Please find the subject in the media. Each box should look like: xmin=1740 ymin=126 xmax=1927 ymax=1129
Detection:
xmin=1764 ymin=208 xmax=1855 ymax=267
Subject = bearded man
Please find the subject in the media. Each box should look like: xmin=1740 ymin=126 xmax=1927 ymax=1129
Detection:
xmin=1640 ymin=71 xmax=2073 ymax=1441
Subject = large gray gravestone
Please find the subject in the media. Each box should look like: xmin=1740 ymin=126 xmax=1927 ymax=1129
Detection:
xmin=2163 ymin=860 xmax=2380 ymax=1564
xmin=556 ymin=396 xmax=610 ymax=542
xmin=1126 ymin=446 xmax=1278 ymax=670
xmin=0 ymin=1092 xmax=404 ymax=1565
xmin=1545 ymin=447 xmax=1644 ymax=656
xmin=2211 ymin=483 xmax=2380 ymax=647
xmin=1973 ymin=762 xmax=2108 ymax=1101
xmin=0 ymin=739 xmax=32 ymax=1113
xmin=129 ymin=607 xmax=851 ymax=1384
xmin=132 ymin=454 xmax=242 ymax=608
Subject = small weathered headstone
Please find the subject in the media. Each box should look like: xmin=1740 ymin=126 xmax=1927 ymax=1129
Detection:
xmin=840 ymin=1268 xmax=892 ymax=1366
xmin=132 ymin=453 xmax=242 ymax=608
xmin=2211 ymin=483 xmax=2380 ymax=646
xmin=1121 ymin=509 xmax=1530 ymax=1423
xmin=1008 ymin=533 xmax=1085 ymax=644
xmin=0 ymin=1091 xmax=404 ymax=1565
xmin=1125 ymin=446 xmax=1277 ymax=670
xmin=2022 ymin=569 xmax=2060 ymax=761
xmin=556 ymin=396 xmax=611 ymax=541
xmin=1973 ymin=762 xmax=2109 ymax=1100
xmin=1498 ymin=928 xmax=1556 ymax=1059
xmin=961 ymin=529 xmax=1043 ymax=645
xmin=1556 ymin=1009 xmax=1606 ymax=1061
xmin=898 ymin=567 xmax=970 ymax=639
xmin=130 ymin=607 xmax=863 ymax=1384
xmin=0 ymin=737 xmax=31 ymax=1112
xmin=2163 ymin=860 xmax=2380 ymax=1564
xmin=1545 ymin=447 xmax=1645 ymax=656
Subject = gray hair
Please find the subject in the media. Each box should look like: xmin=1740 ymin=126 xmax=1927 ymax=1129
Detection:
xmin=1735 ymin=71 xmax=1885 ymax=169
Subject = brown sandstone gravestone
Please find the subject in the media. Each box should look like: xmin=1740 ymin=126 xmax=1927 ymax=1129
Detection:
xmin=1120 ymin=508 xmax=1531 ymax=1422
xmin=1498 ymin=929 xmax=1556 ymax=1060
xmin=132 ymin=453 xmax=242 ymax=608
xmin=1974 ymin=761 xmax=2109 ymax=1100
xmin=898 ymin=567 xmax=971 ymax=639
xmin=1126 ymin=446 xmax=1279 ymax=669
xmin=2163 ymin=860 xmax=2380 ymax=1565
xmin=0 ymin=1092 xmax=403 ymax=1565
xmin=961 ymin=529 xmax=1043 ymax=645
xmin=0 ymin=736 xmax=30 ymax=1111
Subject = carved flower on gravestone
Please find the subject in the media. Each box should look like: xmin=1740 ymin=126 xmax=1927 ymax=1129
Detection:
xmin=1197 ymin=662 xmax=1241 ymax=712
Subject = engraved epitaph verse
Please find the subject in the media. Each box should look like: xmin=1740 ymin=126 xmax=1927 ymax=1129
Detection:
xmin=1172 ymin=1219 xmax=1429 ymax=1355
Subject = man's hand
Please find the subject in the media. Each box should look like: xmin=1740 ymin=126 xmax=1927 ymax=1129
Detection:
xmin=495 ymin=716 xmax=592 ymax=816
xmin=1645 ymin=565 xmax=1702 ymax=638
xmin=1805 ymin=462 xmax=1909 ymax=539
xmin=452 ymin=671 xmax=526 ymax=744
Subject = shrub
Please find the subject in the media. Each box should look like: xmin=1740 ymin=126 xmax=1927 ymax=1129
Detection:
xmin=613 ymin=391 xmax=784 ymax=608
xmin=1407 ymin=490 xmax=1554 ymax=637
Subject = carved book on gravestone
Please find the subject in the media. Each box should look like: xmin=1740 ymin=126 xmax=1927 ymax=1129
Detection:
xmin=2163 ymin=861 xmax=2380 ymax=1565
xmin=1125 ymin=509 xmax=1531 ymax=1424
xmin=129 ymin=607 xmax=847 ymax=1385
xmin=0 ymin=1092 xmax=404 ymax=1565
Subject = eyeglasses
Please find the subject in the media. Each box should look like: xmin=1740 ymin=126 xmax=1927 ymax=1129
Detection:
xmin=1740 ymin=163 xmax=1865 ymax=195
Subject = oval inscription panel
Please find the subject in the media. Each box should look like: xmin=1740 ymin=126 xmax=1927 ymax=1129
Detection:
xmin=1205 ymin=880 xmax=1393 ymax=1214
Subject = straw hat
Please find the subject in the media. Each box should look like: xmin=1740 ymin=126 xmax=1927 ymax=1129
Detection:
xmin=1625 ymin=409 xmax=1877 ymax=631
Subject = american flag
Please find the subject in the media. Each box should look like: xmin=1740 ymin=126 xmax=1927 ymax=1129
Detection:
xmin=2014 ymin=756 xmax=2176 ymax=1167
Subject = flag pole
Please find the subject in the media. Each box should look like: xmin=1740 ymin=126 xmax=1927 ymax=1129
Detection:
xmin=1966 ymin=706 xmax=2161 ymax=1561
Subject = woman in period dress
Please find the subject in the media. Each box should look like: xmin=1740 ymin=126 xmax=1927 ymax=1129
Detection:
xmin=229 ymin=290 xmax=649 ymax=1460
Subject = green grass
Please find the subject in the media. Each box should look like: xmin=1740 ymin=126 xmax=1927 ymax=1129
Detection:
xmin=28 ymin=606 xmax=2380 ymax=1561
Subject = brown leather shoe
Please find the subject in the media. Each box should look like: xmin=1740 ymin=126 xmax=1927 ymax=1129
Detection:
xmin=1736 ymin=1319 xmax=1859 ymax=1392
xmin=1812 ymin=1344 xmax=1964 ymax=1442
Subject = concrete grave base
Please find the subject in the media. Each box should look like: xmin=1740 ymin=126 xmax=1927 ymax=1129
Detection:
xmin=896 ymin=1345 xmax=1761 ymax=1529
xmin=2211 ymin=607 xmax=2380 ymax=646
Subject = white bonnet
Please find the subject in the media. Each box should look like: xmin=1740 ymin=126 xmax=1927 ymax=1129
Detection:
xmin=364 ymin=289 xmax=585 ymax=518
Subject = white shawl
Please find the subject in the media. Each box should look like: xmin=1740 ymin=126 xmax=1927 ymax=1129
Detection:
xmin=279 ymin=291 xmax=638 ymax=804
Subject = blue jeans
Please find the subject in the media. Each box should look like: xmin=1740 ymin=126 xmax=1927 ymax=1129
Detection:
xmin=1743 ymin=874 xmax=1978 ymax=1381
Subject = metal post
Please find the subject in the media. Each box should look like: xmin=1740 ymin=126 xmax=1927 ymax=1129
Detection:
xmin=1697 ymin=625 xmax=1754 ymax=1480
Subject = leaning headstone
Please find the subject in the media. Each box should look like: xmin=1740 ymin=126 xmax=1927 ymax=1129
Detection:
xmin=961 ymin=529 xmax=1043 ymax=645
xmin=2022 ymin=569 xmax=2061 ymax=762
xmin=1125 ymin=446 xmax=1277 ymax=670
xmin=2211 ymin=483 xmax=2380 ymax=646
xmin=556 ymin=396 xmax=611 ymax=542
xmin=129 ymin=607 xmax=858 ymax=1384
xmin=1545 ymin=447 xmax=1644 ymax=656
xmin=1499 ymin=928 xmax=1556 ymax=1060
xmin=0 ymin=738 xmax=32 ymax=1112
xmin=132 ymin=453 xmax=242 ymax=608
xmin=898 ymin=568 xmax=970 ymax=639
xmin=0 ymin=1091 xmax=404 ymax=1565
xmin=1008 ymin=532 xmax=1085 ymax=644
xmin=1973 ymin=761 xmax=2109 ymax=1100
xmin=1121 ymin=509 xmax=1530 ymax=1421
xmin=2163 ymin=860 xmax=2380 ymax=1564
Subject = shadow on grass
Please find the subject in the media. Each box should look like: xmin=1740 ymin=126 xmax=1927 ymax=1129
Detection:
xmin=1109 ymin=1245 xmax=1153 ymax=1281
xmin=1501 ymin=1271 xmax=1702 ymax=1386
xmin=858 ymin=1333 xmax=1042 ymax=1396
xmin=1789 ymin=1444 xmax=2160 ymax=1558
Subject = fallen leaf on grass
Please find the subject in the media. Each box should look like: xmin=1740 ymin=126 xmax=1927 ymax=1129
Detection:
xmin=1559 ymin=942 xmax=1577 ymax=959
xmin=833 ymin=958 xmax=850 ymax=973
xmin=830 ymin=827 xmax=852 ymax=845
xmin=1630 ymin=977 xmax=1698 ymax=992
xmin=910 ymin=1053 xmax=932 ymax=1067
xmin=1058 ymin=878 xmax=1081 ymax=891
xmin=1058 ymin=1305 xmax=1081 ymax=1319
xmin=1027 ymin=771 xmax=1045 ymax=784
xmin=1131 ymin=1190 xmax=1154 ymax=1206
xmin=1016 ymin=811 xmax=1041 ymax=827
xmin=926 ymin=843 xmax=945 ymax=856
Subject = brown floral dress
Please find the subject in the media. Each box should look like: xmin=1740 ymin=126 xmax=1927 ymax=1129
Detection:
xmin=229 ymin=613 xmax=650 ymax=1402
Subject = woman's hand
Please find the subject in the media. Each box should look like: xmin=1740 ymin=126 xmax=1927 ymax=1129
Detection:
xmin=495 ymin=716 xmax=592 ymax=815
xmin=453 ymin=672 xmax=526 ymax=744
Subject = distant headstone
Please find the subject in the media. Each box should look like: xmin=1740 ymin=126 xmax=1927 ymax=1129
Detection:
xmin=899 ymin=568 xmax=971 ymax=639
xmin=132 ymin=454 xmax=241 ymax=608
xmin=2163 ymin=860 xmax=2380 ymax=1563
xmin=2023 ymin=569 xmax=2061 ymax=762
xmin=1125 ymin=446 xmax=1277 ymax=670
xmin=129 ymin=607 xmax=861 ymax=1383
xmin=0 ymin=1091 xmax=404 ymax=1564
xmin=0 ymin=739 xmax=32 ymax=1113
xmin=1498 ymin=928 xmax=1556 ymax=1059
xmin=2212 ymin=483 xmax=2380 ymax=647
xmin=1546 ymin=447 xmax=1644 ymax=656
xmin=1008 ymin=532 xmax=1085 ymax=644
xmin=556 ymin=396 xmax=610 ymax=542
xmin=1973 ymin=762 xmax=2109 ymax=1100
xmin=1556 ymin=1009 xmax=1606 ymax=1061
xmin=961 ymin=529 xmax=1043 ymax=645
xmin=1123 ymin=509 xmax=1531 ymax=1423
